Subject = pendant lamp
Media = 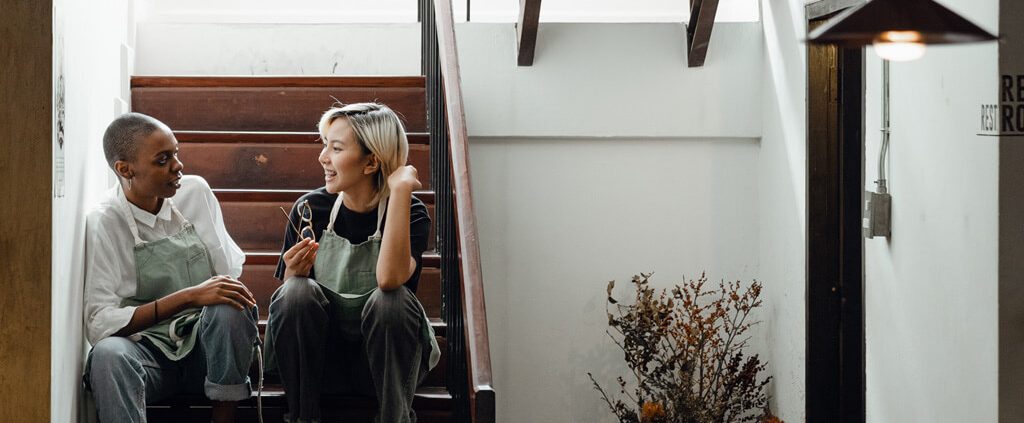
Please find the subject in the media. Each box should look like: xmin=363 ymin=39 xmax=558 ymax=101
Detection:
xmin=807 ymin=0 xmax=998 ymax=61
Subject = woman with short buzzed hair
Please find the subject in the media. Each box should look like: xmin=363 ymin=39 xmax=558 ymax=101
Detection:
xmin=83 ymin=112 xmax=259 ymax=423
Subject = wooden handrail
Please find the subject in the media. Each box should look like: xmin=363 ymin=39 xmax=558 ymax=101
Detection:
xmin=430 ymin=0 xmax=496 ymax=421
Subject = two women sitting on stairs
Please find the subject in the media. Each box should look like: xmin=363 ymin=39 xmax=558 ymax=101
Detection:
xmin=83 ymin=103 xmax=437 ymax=423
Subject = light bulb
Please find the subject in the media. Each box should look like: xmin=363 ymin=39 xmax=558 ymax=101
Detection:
xmin=872 ymin=31 xmax=926 ymax=61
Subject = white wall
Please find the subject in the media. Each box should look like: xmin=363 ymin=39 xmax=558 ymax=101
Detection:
xmin=136 ymin=0 xmax=760 ymax=24
xmin=470 ymin=137 xmax=760 ymax=422
xmin=457 ymin=23 xmax=763 ymax=138
xmin=455 ymin=24 xmax=764 ymax=423
xmin=862 ymin=1 xmax=1000 ymax=421
xmin=51 ymin=0 xmax=132 ymax=421
xmin=134 ymin=23 xmax=420 ymax=76
xmin=758 ymin=0 xmax=806 ymax=420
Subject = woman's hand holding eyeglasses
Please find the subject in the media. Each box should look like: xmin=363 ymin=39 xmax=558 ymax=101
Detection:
xmin=283 ymin=237 xmax=319 ymax=281
xmin=186 ymin=275 xmax=257 ymax=311
xmin=387 ymin=165 xmax=422 ymax=195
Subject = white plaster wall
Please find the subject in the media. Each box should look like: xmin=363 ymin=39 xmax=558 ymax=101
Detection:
xmin=51 ymin=0 xmax=131 ymax=421
xmin=134 ymin=23 xmax=420 ymax=76
xmin=456 ymin=23 xmax=763 ymax=138
xmin=136 ymin=0 xmax=760 ymax=23
xmin=862 ymin=1 xmax=1000 ymax=421
xmin=454 ymin=23 xmax=764 ymax=423
xmin=469 ymin=137 xmax=760 ymax=422
xmin=758 ymin=0 xmax=806 ymax=420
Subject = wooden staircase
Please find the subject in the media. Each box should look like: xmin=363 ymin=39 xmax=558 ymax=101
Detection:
xmin=132 ymin=76 xmax=454 ymax=422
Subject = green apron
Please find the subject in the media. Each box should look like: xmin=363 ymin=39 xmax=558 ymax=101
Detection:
xmin=118 ymin=192 xmax=213 ymax=361
xmin=265 ymin=193 xmax=439 ymax=371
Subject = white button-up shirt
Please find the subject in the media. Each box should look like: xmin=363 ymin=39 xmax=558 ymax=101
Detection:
xmin=83 ymin=175 xmax=244 ymax=345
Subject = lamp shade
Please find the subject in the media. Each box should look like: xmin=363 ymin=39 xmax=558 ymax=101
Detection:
xmin=807 ymin=0 xmax=997 ymax=46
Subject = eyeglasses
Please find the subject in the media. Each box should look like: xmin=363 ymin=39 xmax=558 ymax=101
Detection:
xmin=279 ymin=200 xmax=316 ymax=241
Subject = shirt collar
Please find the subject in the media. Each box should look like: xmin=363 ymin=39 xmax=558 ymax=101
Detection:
xmin=126 ymin=196 xmax=173 ymax=228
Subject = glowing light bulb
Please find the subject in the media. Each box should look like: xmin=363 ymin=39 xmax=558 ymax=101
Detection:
xmin=872 ymin=31 xmax=926 ymax=61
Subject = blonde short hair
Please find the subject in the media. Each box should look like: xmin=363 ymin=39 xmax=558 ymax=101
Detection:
xmin=318 ymin=102 xmax=410 ymax=205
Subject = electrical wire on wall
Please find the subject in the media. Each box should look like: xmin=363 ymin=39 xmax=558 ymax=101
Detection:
xmin=865 ymin=59 xmax=893 ymax=239
xmin=878 ymin=59 xmax=891 ymax=195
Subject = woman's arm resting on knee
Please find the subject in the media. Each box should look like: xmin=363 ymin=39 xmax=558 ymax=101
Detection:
xmin=113 ymin=276 xmax=257 ymax=337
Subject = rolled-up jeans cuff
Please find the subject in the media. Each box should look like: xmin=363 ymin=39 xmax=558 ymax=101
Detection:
xmin=204 ymin=378 xmax=251 ymax=401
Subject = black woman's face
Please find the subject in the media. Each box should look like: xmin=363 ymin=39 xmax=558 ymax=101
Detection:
xmin=126 ymin=129 xmax=184 ymax=199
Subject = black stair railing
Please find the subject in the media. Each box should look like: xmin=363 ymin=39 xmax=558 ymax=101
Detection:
xmin=419 ymin=0 xmax=495 ymax=422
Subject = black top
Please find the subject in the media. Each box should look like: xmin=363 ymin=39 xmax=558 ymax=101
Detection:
xmin=274 ymin=187 xmax=432 ymax=293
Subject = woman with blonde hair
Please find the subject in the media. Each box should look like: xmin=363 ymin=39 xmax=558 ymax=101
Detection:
xmin=266 ymin=102 xmax=438 ymax=423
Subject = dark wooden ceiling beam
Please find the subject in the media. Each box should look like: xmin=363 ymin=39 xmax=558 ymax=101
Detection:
xmin=517 ymin=0 xmax=542 ymax=66
xmin=806 ymin=0 xmax=867 ymax=20
xmin=687 ymin=0 xmax=720 ymax=67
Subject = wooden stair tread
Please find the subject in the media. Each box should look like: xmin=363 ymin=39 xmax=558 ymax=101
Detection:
xmin=245 ymin=251 xmax=439 ymax=267
xmin=213 ymin=189 xmax=435 ymax=204
xmin=255 ymin=317 xmax=446 ymax=336
xmin=132 ymin=76 xmax=426 ymax=88
xmin=175 ymin=130 xmax=429 ymax=145
xmin=132 ymin=81 xmax=427 ymax=132
xmin=179 ymin=142 xmax=431 ymax=190
xmin=149 ymin=386 xmax=452 ymax=409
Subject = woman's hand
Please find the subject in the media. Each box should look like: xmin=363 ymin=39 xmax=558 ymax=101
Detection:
xmin=283 ymin=237 xmax=319 ymax=281
xmin=387 ymin=165 xmax=422 ymax=194
xmin=186 ymin=275 xmax=257 ymax=310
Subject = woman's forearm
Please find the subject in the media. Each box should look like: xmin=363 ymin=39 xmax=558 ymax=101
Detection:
xmin=113 ymin=287 xmax=196 ymax=337
xmin=377 ymin=190 xmax=415 ymax=290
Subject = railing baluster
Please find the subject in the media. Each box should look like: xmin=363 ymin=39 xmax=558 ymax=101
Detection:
xmin=422 ymin=0 xmax=470 ymax=420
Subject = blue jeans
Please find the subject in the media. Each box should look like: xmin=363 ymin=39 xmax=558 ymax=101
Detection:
xmin=85 ymin=305 xmax=259 ymax=423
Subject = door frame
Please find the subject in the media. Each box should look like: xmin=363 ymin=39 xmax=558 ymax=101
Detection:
xmin=805 ymin=8 xmax=866 ymax=423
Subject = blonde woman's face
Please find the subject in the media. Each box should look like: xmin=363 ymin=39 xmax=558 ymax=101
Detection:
xmin=320 ymin=117 xmax=373 ymax=194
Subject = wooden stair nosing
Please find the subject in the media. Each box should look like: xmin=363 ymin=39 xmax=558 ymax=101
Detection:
xmin=149 ymin=386 xmax=451 ymax=409
xmin=254 ymin=318 xmax=447 ymax=337
xmin=175 ymin=131 xmax=429 ymax=145
xmin=214 ymin=189 xmax=435 ymax=204
xmin=132 ymin=76 xmax=426 ymax=89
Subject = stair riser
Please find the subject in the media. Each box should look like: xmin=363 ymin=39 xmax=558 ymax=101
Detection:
xmin=179 ymin=143 xmax=431 ymax=191
xmin=221 ymin=198 xmax=436 ymax=252
xmin=133 ymin=87 xmax=427 ymax=132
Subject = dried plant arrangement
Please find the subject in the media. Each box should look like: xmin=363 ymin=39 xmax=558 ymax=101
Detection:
xmin=588 ymin=273 xmax=780 ymax=423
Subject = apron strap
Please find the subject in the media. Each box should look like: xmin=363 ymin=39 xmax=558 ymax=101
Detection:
xmin=118 ymin=188 xmax=190 ymax=246
xmin=326 ymin=192 xmax=388 ymax=241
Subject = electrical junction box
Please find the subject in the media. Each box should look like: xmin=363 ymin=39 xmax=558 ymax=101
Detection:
xmin=864 ymin=190 xmax=891 ymax=239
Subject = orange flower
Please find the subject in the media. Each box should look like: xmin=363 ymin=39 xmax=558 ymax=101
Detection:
xmin=641 ymin=401 xmax=666 ymax=422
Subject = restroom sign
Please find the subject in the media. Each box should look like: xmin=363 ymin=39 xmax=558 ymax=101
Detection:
xmin=988 ymin=74 xmax=1024 ymax=136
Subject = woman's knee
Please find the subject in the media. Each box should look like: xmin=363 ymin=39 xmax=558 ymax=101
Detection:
xmin=89 ymin=337 xmax=145 ymax=381
xmin=202 ymin=303 xmax=257 ymax=335
xmin=270 ymin=277 xmax=326 ymax=315
xmin=362 ymin=287 xmax=418 ymax=327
